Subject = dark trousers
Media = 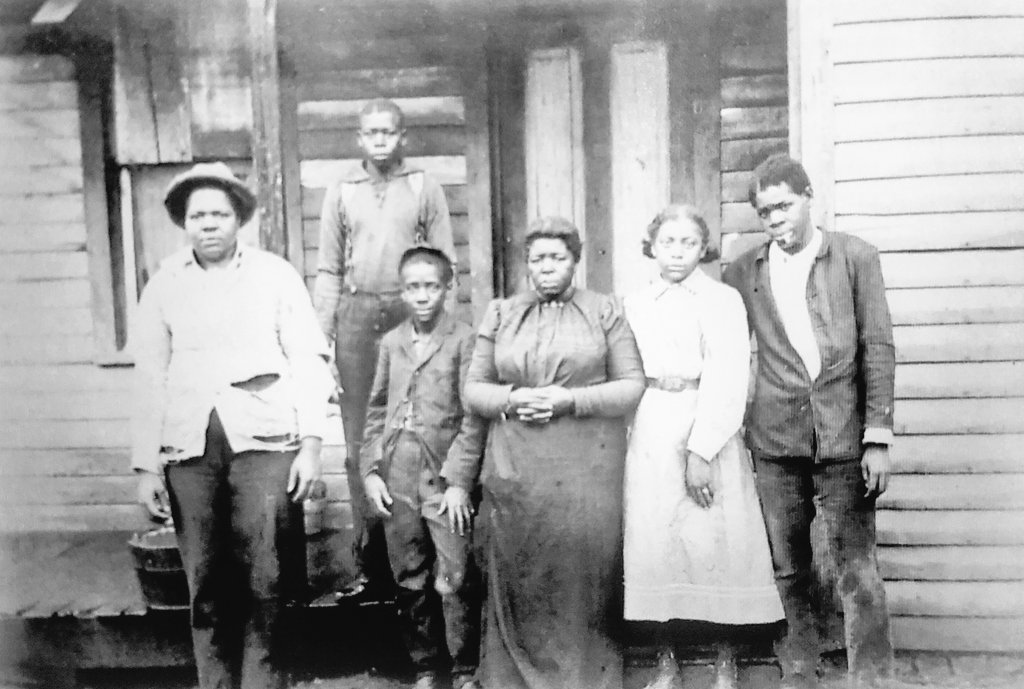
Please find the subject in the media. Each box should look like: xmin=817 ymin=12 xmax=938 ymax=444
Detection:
xmin=335 ymin=291 xmax=406 ymax=584
xmin=384 ymin=431 xmax=481 ymax=677
xmin=753 ymin=456 xmax=893 ymax=682
xmin=165 ymin=411 xmax=305 ymax=689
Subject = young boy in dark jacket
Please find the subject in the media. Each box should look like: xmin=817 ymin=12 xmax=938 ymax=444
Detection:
xmin=362 ymin=246 xmax=484 ymax=689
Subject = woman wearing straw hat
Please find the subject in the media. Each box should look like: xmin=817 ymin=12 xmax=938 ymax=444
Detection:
xmin=131 ymin=162 xmax=334 ymax=689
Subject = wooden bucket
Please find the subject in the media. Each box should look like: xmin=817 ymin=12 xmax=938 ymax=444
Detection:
xmin=129 ymin=526 xmax=189 ymax=610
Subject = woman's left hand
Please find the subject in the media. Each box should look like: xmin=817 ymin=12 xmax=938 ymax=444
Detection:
xmin=684 ymin=450 xmax=714 ymax=509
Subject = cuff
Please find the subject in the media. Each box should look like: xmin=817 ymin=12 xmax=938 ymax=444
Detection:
xmin=863 ymin=427 xmax=894 ymax=446
xmin=685 ymin=440 xmax=715 ymax=464
xmin=571 ymin=388 xmax=591 ymax=418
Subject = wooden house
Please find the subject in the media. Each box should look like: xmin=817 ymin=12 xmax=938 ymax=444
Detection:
xmin=0 ymin=0 xmax=1022 ymax=670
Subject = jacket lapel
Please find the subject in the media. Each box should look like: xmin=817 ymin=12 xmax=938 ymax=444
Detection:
xmin=412 ymin=312 xmax=453 ymax=370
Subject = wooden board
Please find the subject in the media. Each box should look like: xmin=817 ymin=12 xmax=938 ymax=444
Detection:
xmin=0 ymin=223 xmax=86 ymax=252
xmin=839 ymin=211 xmax=1024 ymax=251
xmin=835 ymin=58 xmax=1024 ymax=104
xmin=459 ymin=50 xmax=495 ymax=318
xmin=0 ymin=278 xmax=92 ymax=308
xmin=896 ymin=362 xmax=1024 ymax=398
xmin=0 ymin=449 xmax=130 ymax=477
xmin=0 ymin=81 xmax=77 ymax=110
xmin=296 ymin=66 xmax=463 ymax=101
xmin=878 ymin=510 xmax=1024 ymax=545
xmin=891 ymin=434 xmax=1024 ymax=474
xmin=891 ymin=616 xmax=1024 ymax=653
xmin=879 ymin=545 xmax=1024 ymax=581
xmin=5 ymin=306 xmax=94 ymax=335
xmin=0 ymin=503 xmax=149 ymax=532
xmin=886 ymin=581 xmax=1024 ymax=617
xmin=721 ymin=201 xmax=759 ymax=234
xmin=720 ymin=74 xmax=787 ymax=107
xmin=896 ymin=398 xmax=1024 ymax=435
xmin=0 ymin=362 xmax=133 ymax=392
xmin=835 ymin=0 xmax=1024 ymax=24
xmin=298 ymin=95 xmax=465 ymax=130
xmin=835 ymin=96 xmax=1024 ymax=142
xmin=610 ymin=41 xmax=670 ymax=295
xmin=0 ymin=335 xmax=94 ymax=365
xmin=0 ymin=419 xmax=130 ymax=450
xmin=720 ymin=105 xmax=787 ymax=140
xmin=720 ymin=43 xmax=786 ymax=74
xmin=0 ymin=475 xmax=136 ymax=506
xmin=0 ymin=165 xmax=83 ymax=195
xmin=833 ymin=18 xmax=1024 ymax=63
xmin=0 ymin=251 xmax=88 ymax=281
xmin=893 ymin=322 xmax=1024 ymax=363
xmin=882 ymin=250 xmax=1024 ymax=288
xmin=0 ymin=55 xmax=74 ymax=83
xmin=1 ymin=390 xmax=131 ymax=420
xmin=836 ymin=135 xmax=1024 ymax=181
xmin=0 ymin=108 xmax=79 ymax=139
xmin=878 ymin=473 xmax=1024 ymax=510
xmin=721 ymin=137 xmax=788 ymax=172
xmin=888 ymin=285 xmax=1024 ymax=325
xmin=0 ymin=194 xmax=84 ymax=225
xmin=835 ymin=173 xmax=1024 ymax=216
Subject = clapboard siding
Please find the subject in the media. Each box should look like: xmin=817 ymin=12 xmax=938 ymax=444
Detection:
xmin=827 ymin=5 xmax=1024 ymax=651
xmin=718 ymin=3 xmax=788 ymax=257
xmin=0 ymin=55 xmax=148 ymax=535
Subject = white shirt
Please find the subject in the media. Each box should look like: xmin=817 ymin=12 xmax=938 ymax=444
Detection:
xmin=768 ymin=228 xmax=823 ymax=381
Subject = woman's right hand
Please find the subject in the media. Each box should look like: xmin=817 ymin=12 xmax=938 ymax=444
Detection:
xmin=684 ymin=451 xmax=715 ymax=509
xmin=508 ymin=387 xmax=553 ymax=423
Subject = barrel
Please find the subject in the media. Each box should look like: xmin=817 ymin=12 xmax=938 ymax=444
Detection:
xmin=129 ymin=526 xmax=189 ymax=610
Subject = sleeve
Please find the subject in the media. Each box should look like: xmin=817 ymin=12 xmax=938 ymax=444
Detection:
xmin=276 ymin=264 xmax=334 ymax=442
xmin=130 ymin=275 xmax=172 ymax=474
xmin=361 ymin=341 xmax=391 ymax=479
xmin=464 ymin=300 xmax=514 ymax=419
xmin=686 ymin=287 xmax=752 ymax=461
xmin=853 ymin=242 xmax=896 ymax=444
xmin=441 ymin=331 xmax=488 ymax=491
xmin=722 ymin=260 xmax=754 ymax=336
xmin=420 ymin=174 xmax=456 ymax=271
xmin=313 ymin=182 xmax=347 ymax=338
xmin=571 ymin=297 xmax=647 ymax=418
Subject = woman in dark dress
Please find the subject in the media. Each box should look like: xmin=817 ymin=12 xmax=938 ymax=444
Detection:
xmin=464 ymin=217 xmax=645 ymax=689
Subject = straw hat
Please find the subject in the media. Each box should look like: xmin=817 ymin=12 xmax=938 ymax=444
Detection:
xmin=163 ymin=162 xmax=257 ymax=228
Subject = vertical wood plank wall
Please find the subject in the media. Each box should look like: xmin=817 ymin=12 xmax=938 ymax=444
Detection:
xmin=609 ymin=41 xmax=670 ymax=295
xmin=825 ymin=0 xmax=1024 ymax=652
xmin=524 ymin=47 xmax=586 ymax=284
xmin=0 ymin=55 xmax=139 ymax=532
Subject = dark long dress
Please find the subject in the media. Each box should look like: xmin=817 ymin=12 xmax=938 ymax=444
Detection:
xmin=464 ymin=288 xmax=645 ymax=689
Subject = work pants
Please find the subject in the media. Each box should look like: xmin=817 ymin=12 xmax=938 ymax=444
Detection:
xmin=165 ymin=411 xmax=305 ymax=689
xmin=753 ymin=455 xmax=894 ymax=685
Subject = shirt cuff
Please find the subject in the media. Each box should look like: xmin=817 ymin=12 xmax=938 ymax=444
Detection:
xmin=863 ymin=427 xmax=894 ymax=446
xmin=685 ymin=439 xmax=716 ymax=464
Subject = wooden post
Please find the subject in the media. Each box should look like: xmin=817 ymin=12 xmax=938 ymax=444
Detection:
xmin=787 ymin=0 xmax=834 ymax=229
xmin=248 ymin=0 xmax=286 ymax=256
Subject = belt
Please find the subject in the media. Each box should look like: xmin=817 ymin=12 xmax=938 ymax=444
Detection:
xmin=645 ymin=376 xmax=699 ymax=392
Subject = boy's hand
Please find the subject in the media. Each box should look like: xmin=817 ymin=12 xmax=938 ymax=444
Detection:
xmin=288 ymin=438 xmax=322 ymax=503
xmin=364 ymin=473 xmax=393 ymax=517
xmin=438 ymin=485 xmax=473 ymax=535
xmin=137 ymin=470 xmax=171 ymax=522
xmin=861 ymin=445 xmax=891 ymax=498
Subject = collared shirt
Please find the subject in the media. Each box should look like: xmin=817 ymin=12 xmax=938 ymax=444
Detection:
xmin=723 ymin=230 xmax=896 ymax=461
xmin=313 ymin=160 xmax=456 ymax=338
xmin=768 ymin=228 xmax=823 ymax=381
xmin=130 ymin=245 xmax=335 ymax=474
xmin=625 ymin=269 xmax=751 ymax=462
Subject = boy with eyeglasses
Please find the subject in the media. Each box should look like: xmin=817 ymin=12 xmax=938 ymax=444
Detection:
xmin=361 ymin=246 xmax=484 ymax=689
xmin=314 ymin=99 xmax=457 ymax=597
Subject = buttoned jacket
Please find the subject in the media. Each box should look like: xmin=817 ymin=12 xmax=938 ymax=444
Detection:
xmin=361 ymin=312 xmax=486 ymax=490
xmin=722 ymin=230 xmax=895 ymax=461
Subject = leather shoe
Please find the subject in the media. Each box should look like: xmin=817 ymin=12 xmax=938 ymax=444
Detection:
xmin=413 ymin=672 xmax=441 ymax=689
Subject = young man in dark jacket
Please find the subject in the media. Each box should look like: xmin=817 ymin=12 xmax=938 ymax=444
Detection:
xmin=362 ymin=247 xmax=484 ymax=689
xmin=723 ymin=154 xmax=895 ymax=689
